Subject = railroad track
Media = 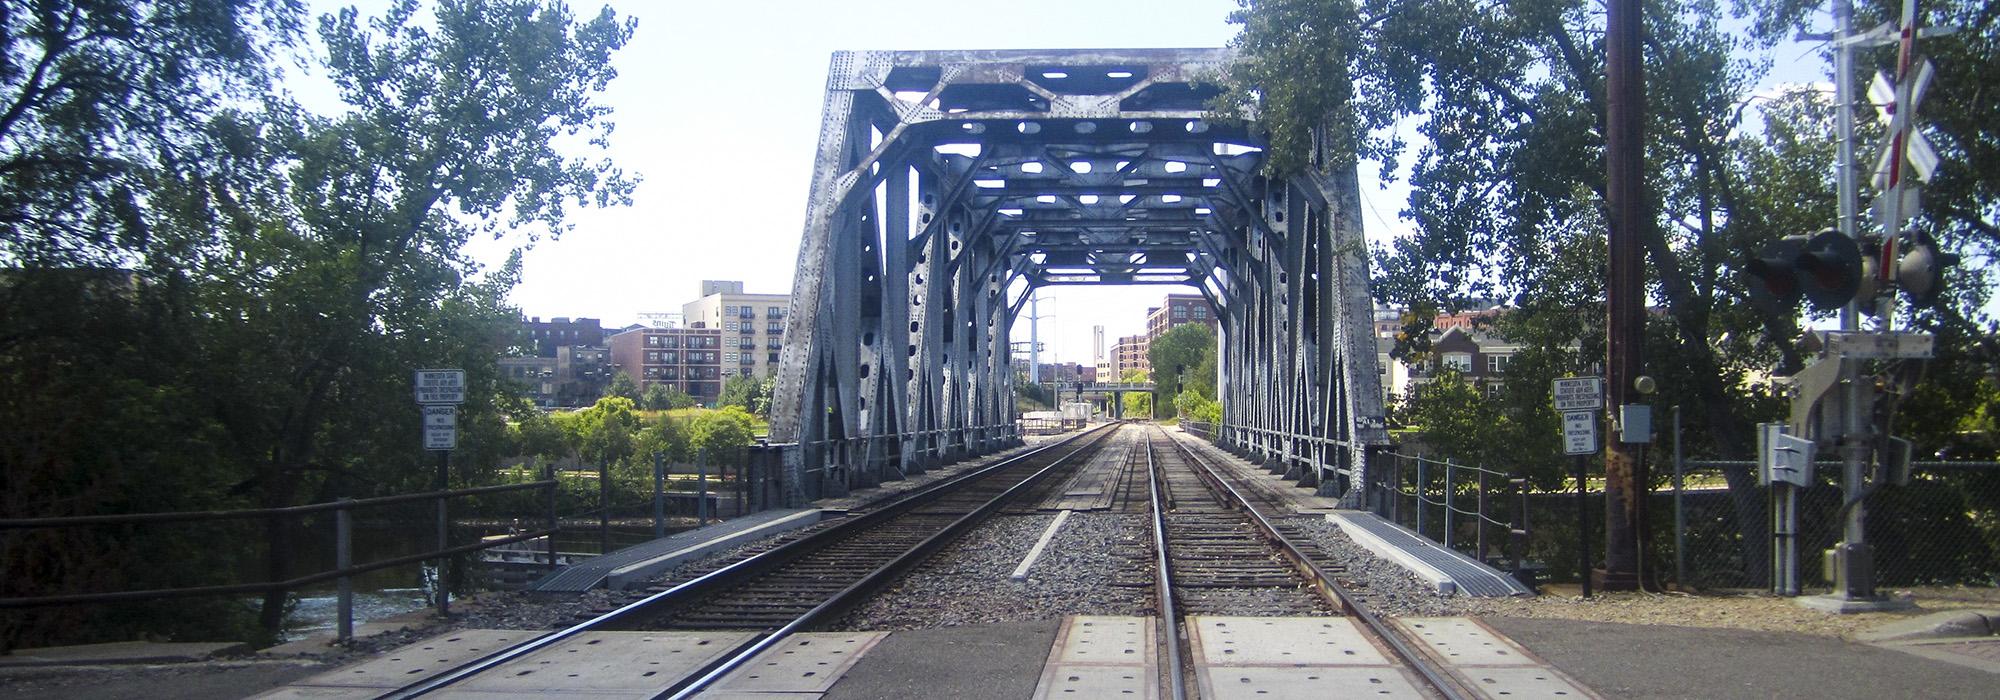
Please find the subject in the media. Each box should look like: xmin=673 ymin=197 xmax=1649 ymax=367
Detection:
xmin=380 ymin=422 xmax=1125 ymax=699
xmin=1146 ymin=425 xmax=1473 ymax=700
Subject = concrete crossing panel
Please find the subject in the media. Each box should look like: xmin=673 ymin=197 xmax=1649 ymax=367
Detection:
xmin=250 ymin=629 xmax=543 ymax=697
xmin=707 ymin=632 xmax=888 ymax=694
xmin=1188 ymin=616 xmax=1390 ymax=666
xmin=439 ymin=631 xmax=752 ymax=697
xmin=1394 ymin=617 xmax=1535 ymax=666
xmin=1032 ymin=616 xmax=1157 ymax=700
xmin=1196 ymin=666 xmax=1427 ymax=700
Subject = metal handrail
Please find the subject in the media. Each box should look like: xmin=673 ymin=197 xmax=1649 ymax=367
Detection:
xmin=0 ymin=480 xmax=556 ymax=530
xmin=0 ymin=528 xmax=554 ymax=609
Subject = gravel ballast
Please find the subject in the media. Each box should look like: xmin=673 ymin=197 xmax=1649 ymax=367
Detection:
xmin=837 ymin=512 xmax=1152 ymax=630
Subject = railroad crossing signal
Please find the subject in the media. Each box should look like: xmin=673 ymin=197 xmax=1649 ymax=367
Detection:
xmin=1744 ymin=229 xmax=1863 ymax=312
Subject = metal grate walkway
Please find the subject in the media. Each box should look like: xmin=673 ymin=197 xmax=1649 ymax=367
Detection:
xmin=1328 ymin=511 xmax=1533 ymax=597
xmin=530 ymin=508 xmax=822 ymax=593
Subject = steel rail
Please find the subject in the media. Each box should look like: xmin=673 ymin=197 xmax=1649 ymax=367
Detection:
xmin=379 ymin=423 xmax=1118 ymax=700
xmin=659 ymin=422 xmax=1123 ymax=699
xmin=1164 ymin=430 xmax=1475 ymax=700
xmin=1144 ymin=432 xmax=1190 ymax=700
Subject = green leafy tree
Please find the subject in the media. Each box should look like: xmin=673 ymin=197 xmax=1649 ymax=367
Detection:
xmin=0 ymin=0 xmax=308 ymax=648
xmin=1214 ymin=0 xmax=2000 ymax=582
xmin=605 ymin=371 xmax=641 ymax=402
xmin=640 ymin=383 xmax=695 ymax=410
xmin=1148 ymin=322 xmax=1216 ymax=418
xmin=1120 ymin=369 xmax=1152 ymax=419
xmin=2 ymin=0 xmax=636 ymax=644
xmin=634 ymin=412 xmax=689 ymax=464
xmin=717 ymin=374 xmax=761 ymax=412
xmin=561 ymin=396 xmax=639 ymax=469
xmin=687 ymin=406 xmax=757 ymax=466
xmin=751 ymin=376 xmax=777 ymax=417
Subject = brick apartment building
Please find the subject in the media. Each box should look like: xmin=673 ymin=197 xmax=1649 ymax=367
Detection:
xmin=518 ymin=316 xmax=606 ymax=357
xmin=607 ymin=326 xmax=725 ymax=403
xmin=1145 ymin=294 xmax=1216 ymax=342
xmin=502 ymin=316 xmax=612 ymax=407
xmin=681 ymin=280 xmax=791 ymax=381
xmin=1109 ymin=334 xmax=1149 ymax=378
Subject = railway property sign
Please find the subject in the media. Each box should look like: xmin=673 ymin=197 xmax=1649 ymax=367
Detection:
xmin=415 ymin=369 xmax=464 ymax=451
xmin=414 ymin=369 xmax=466 ymax=404
xmin=1552 ymin=376 xmax=1604 ymax=412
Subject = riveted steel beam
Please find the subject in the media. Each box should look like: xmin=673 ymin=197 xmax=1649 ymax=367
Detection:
xmin=773 ymin=49 xmax=1386 ymax=505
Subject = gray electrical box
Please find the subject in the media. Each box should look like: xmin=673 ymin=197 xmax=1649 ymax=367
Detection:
xmin=1619 ymin=404 xmax=1652 ymax=443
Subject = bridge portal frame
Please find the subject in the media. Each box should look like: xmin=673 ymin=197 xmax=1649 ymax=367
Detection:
xmin=769 ymin=48 xmax=1387 ymax=504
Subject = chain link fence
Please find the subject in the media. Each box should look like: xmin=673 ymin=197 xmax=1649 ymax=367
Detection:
xmin=1665 ymin=460 xmax=2000 ymax=590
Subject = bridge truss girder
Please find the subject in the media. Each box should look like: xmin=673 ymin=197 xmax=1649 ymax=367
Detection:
xmin=770 ymin=48 xmax=1387 ymax=503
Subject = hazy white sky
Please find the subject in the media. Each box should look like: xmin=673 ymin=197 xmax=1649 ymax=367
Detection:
xmin=302 ymin=0 xmax=1832 ymax=366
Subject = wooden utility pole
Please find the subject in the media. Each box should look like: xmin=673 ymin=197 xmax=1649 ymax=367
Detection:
xmin=1600 ymin=0 xmax=1648 ymax=591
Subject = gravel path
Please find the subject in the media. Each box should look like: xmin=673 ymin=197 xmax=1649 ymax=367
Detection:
xmin=837 ymin=512 xmax=1152 ymax=630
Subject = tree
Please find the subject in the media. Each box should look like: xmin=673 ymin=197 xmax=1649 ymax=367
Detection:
xmin=0 ymin=0 xmax=304 ymax=267
xmin=565 ymin=396 xmax=639 ymax=470
xmin=641 ymin=383 xmax=695 ymax=410
xmin=2 ymin=0 xmax=637 ymax=645
xmin=1120 ymin=369 xmax=1152 ymax=419
xmin=1218 ymin=0 xmax=1907 ymax=582
xmin=1148 ymin=323 xmax=1217 ymax=418
xmin=718 ymin=374 xmax=761 ymax=412
xmin=605 ymin=371 xmax=641 ymax=402
xmin=751 ymin=376 xmax=776 ymax=417
xmin=687 ymin=406 xmax=757 ymax=465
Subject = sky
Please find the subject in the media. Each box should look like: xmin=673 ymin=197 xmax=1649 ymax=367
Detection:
xmin=300 ymin=0 xmax=1835 ymax=367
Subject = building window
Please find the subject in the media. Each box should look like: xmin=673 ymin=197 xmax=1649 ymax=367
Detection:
xmin=767 ymin=322 xmax=783 ymax=333
xmin=724 ymin=352 xmax=738 ymax=362
xmin=1485 ymin=382 xmax=1506 ymax=398
xmin=646 ymin=351 xmax=659 ymax=363
xmin=1488 ymin=354 xmax=1510 ymax=373
xmin=723 ymin=305 xmax=737 ymax=315
xmin=767 ymin=307 xmax=784 ymax=318
xmin=1441 ymin=353 xmax=1472 ymax=372
xmin=769 ymin=352 xmax=781 ymax=363
xmin=722 ymin=368 xmax=737 ymax=377
xmin=725 ymin=321 xmax=739 ymax=332
xmin=646 ymin=335 xmax=660 ymax=347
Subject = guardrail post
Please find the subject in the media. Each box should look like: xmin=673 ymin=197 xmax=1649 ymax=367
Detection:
xmin=1443 ymin=458 xmax=1455 ymax=550
xmin=1477 ymin=468 xmax=1489 ymax=563
xmin=1510 ymin=477 xmax=1529 ymax=574
xmin=598 ymin=460 xmax=610 ymax=556
xmin=697 ymin=448 xmax=709 ymax=526
xmin=1673 ymin=405 xmax=1686 ymax=586
xmin=652 ymin=451 xmax=666 ymax=539
xmin=435 ymin=451 xmax=450 ymax=618
xmin=335 ymin=500 xmax=353 ymax=643
xmin=544 ymin=463 xmax=558 ymax=571
xmin=1415 ymin=458 xmax=1427 ymax=539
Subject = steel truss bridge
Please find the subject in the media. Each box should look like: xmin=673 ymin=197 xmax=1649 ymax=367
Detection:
xmin=769 ymin=48 xmax=1386 ymax=505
